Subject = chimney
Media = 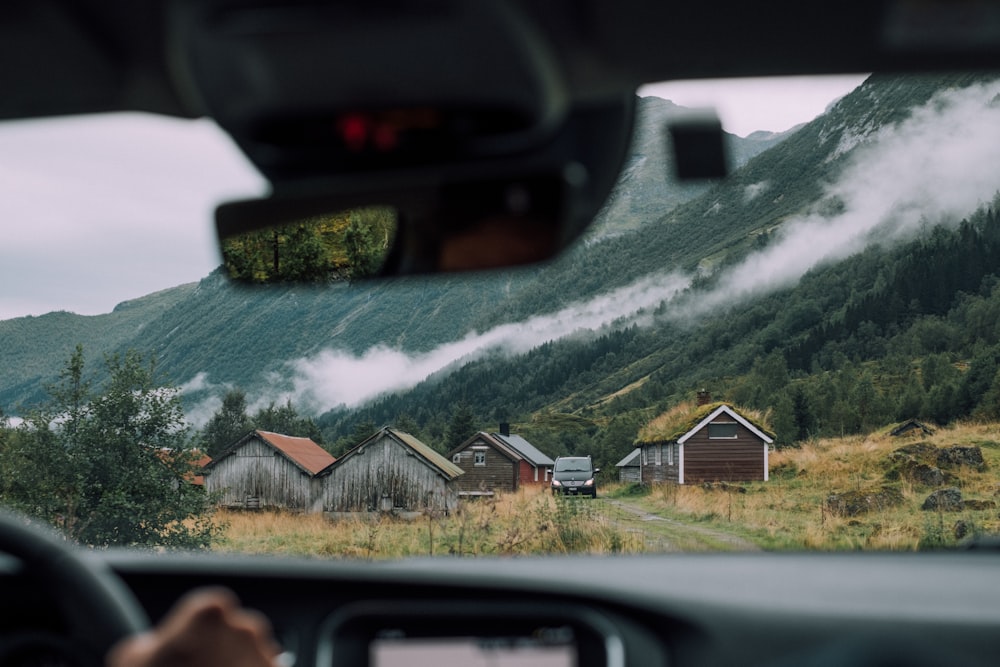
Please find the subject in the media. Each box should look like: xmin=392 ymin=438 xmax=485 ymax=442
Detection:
xmin=697 ymin=390 xmax=711 ymax=406
xmin=499 ymin=422 xmax=510 ymax=436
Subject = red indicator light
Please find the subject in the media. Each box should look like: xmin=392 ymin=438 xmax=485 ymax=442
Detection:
xmin=338 ymin=114 xmax=370 ymax=152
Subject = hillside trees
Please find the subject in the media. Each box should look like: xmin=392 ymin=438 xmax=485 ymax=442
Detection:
xmin=198 ymin=389 xmax=323 ymax=456
xmin=0 ymin=346 xmax=216 ymax=548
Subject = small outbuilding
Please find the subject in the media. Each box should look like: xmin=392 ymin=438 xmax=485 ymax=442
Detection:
xmin=890 ymin=419 xmax=935 ymax=437
xmin=448 ymin=424 xmax=554 ymax=495
xmin=636 ymin=402 xmax=774 ymax=484
xmin=323 ymin=427 xmax=463 ymax=513
xmin=615 ymin=448 xmax=641 ymax=483
xmin=203 ymin=430 xmax=335 ymax=511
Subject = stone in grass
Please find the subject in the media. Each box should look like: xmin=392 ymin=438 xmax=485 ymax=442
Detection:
xmin=921 ymin=487 xmax=964 ymax=511
xmin=911 ymin=463 xmax=945 ymax=486
xmin=826 ymin=487 xmax=904 ymax=517
xmin=936 ymin=446 xmax=985 ymax=469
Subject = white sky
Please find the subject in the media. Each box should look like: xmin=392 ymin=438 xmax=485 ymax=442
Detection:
xmin=0 ymin=75 xmax=867 ymax=321
xmin=640 ymin=74 xmax=869 ymax=137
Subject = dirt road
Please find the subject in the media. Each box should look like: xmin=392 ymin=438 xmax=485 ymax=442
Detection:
xmin=600 ymin=498 xmax=761 ymax=552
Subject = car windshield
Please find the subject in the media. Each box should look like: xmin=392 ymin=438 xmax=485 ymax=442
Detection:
xmin=555 ymin=460 xmax=591 ymax=472
xmin=2 ymin=72 xmax=1000 ymax=556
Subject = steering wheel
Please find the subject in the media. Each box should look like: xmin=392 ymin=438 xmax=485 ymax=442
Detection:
xmin=0 ymin=511 xmax=149 ymax=665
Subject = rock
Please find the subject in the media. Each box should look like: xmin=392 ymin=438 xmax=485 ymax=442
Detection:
xmin=954 ymin=520 xmax=970 ymax=540
xmin=909 ymin=463 xmax=945 ymax=487
xmin=921 ymin=487 xmax=964 ymax=511
xmin=888 ymin=442 xmax=938 ymax=463
xmin=936 ymin=446 xmax=985 ymax=469
xmin=962 ymin=499 xmax=996 ymax=511
xmin=826 ymin=487 xmax=904 ymax=517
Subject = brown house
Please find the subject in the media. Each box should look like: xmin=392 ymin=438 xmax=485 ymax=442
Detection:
xmin=636 ymin=403 xmax=774 ymax=484
xmin=203 ymin=430 xmax=335 ymax=511
xmin=322 ymin=427 xmax=463 ymax=513
xmin=448 ymin=425 xmax=554 ymax=495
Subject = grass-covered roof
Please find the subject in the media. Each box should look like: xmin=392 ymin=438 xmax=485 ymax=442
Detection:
xmin=636 ymin=401 xmax=775 ymax=444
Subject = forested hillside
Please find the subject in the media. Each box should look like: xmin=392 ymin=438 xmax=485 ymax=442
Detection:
xmin=0 ymin=97 xmax=789 ymax=411
xmin=4 ymin=71 xmax=1000 ymax=480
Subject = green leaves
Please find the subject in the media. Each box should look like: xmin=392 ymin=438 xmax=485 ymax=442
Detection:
xmin=0 ymin=347 xmax=218 ymax=549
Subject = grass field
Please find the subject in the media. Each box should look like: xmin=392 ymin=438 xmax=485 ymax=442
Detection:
xmin=214 ymin=486 xmax=644 ymax=559
xmin=213 ymin=422 xmax=1000 ymax=557
xmin=615 ymin=421 xmax=1000 ymax=551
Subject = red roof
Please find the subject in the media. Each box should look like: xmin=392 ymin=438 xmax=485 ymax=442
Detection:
xmin=255 ymin=430 xmax=335 ymax=475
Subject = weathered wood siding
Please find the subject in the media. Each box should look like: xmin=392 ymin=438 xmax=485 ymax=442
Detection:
xmin=325 ymin=433 xmax=458 ymax=512
xmin=639 ymin=442 xmax=680 ymax=484
xmin=205 ymin=438 xmax=322 ymax=510
xmin=619 ymin=464 xmax=640 ymax=483
xmin=682 ymin=419 xmax=766 ymax=483
xmin=451 ymin=437 xmax=518 ymax=493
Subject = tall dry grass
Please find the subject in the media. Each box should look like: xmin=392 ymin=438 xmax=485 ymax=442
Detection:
xmin=214 ymin=486 xmax=643 ymax=559
xmin=638 ymin=422 xmax=1000 ymax=550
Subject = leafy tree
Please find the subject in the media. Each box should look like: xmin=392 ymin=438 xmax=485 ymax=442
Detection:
xmin=253 ymin=399 xmax=323 ymax=443
xmin=344 ymin=214 xmax=383 ymax=278
xmin=0 ymin=346 xmax=216 ymax=548
xmin=199 ymin=389 xmax=254 ymax=457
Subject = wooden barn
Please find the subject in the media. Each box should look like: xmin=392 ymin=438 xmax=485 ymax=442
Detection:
xmin=324 ymin=427 xmax=463 ymax=513
xmin=615 ymin=448 xmax=641 ymax=483
xmin=636 ymin=402 xmax=774 ymax=484
xmin=203 ymin=430 xmax=335 ymax=512
xmin=448 ymin=425 xmax=554 ymax=495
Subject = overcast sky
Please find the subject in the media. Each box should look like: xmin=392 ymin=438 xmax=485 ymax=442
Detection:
xmin=0 ymin=75 xmax=867 ymax=321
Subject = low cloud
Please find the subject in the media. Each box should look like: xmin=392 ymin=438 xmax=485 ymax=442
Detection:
xmin=250 ymin=273 xmax=689 ymax=413
xmin=183 ymin=79 xmax=1000 ymax=421
xmin=683 ymin=78 xmax=1000 ymax=317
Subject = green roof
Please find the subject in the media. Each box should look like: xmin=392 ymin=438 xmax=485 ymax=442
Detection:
xmin=389 ymin=428 xmax=465 ymax=479
xmin=636 ymin=401 xmax=775 ymax=444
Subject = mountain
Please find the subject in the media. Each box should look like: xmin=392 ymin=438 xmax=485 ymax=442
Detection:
xmin=5 ymin=72 xmax=1000 ymax=469
xmin=589 ymin=96 xmax=791 ymax=239
xmin=0 ymin=96 xmax=793 ymax=412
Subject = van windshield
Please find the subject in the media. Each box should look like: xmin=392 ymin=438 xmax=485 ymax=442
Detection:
xmin=554 ymin=460 xmax=591 ymax=472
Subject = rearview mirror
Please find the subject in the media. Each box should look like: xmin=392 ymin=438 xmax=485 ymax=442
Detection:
xmin=215 ymin=168 xmax=587 ymax=283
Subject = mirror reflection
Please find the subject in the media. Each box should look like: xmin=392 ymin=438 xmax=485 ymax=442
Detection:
xmin=220 ymin=206 xmax=397 ymax=283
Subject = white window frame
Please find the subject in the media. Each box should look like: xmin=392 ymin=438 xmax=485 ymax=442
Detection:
xmin=654 ymin=443 xmax=662 ymax=465
xmin=474 ymin=451 xmax=486 ymax=466
xmin=667 ymin=443 xmax=674 ymax=466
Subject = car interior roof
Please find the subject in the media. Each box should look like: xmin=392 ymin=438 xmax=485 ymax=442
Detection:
xmin=4 ymin=0 xmax=1000 ymax=123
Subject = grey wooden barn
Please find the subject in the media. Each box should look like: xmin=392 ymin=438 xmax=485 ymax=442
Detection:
xmin=323 ymin=427 xmax=463 ymax=513
xmin=203 ymin=430 xmax=335 ymax=512
xmin=615 ymin=448 xmax=641 ymax=483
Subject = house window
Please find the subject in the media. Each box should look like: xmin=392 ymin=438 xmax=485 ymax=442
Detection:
xmin=641 ymin=446 xmax=648 ymax=466
xmin=452 ymin=453 xmax=461 ymax=463
xmin=474 ymin=451 xmax=486 ymax=466
xmin=708 ymin=422 xmax=739 ymax=439
xmin=654 ymin=443 xmax=662 ymax=466
xmin=667 ymin=444 xmax=674 ymax=465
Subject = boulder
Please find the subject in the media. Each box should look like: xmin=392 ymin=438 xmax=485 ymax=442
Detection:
xmin=909 ymin=463 xmax=945 ymax=487
xmin=936 ymin=446 xmax=985 ymax=469
xmin=826 ymin=487 xmax=904 ymax=517
xmin=921 ymin=487 xmax=964 ymax=511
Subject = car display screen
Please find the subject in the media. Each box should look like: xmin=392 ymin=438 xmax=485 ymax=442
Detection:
xmin=371 ymin=632 xmax=577 ymax=667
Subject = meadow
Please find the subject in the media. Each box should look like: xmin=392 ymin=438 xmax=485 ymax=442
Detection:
xmin=627 ymin=421 xmax=1000 ymax=551
xmin=213 ymin=486 xmax=644 ymax=559
xmin=213 ymin=422 xmax=1000 ymax=557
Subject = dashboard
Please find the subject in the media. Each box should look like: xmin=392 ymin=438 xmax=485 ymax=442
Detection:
xmin=5 ymin=549 xmax=995 ymax=667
